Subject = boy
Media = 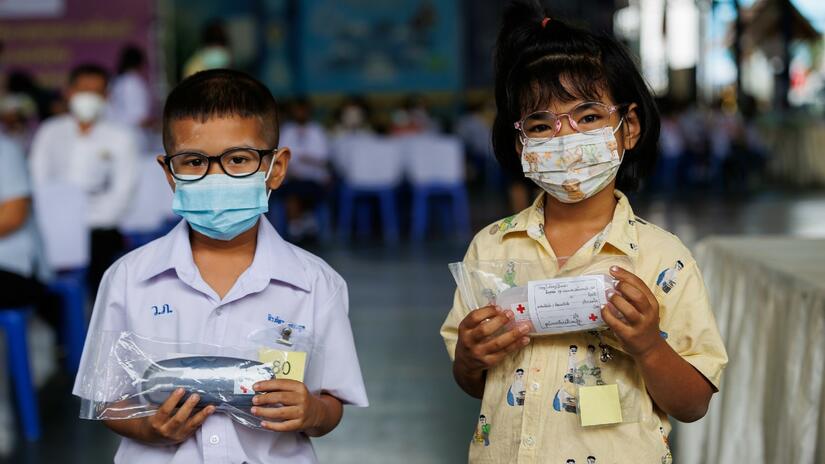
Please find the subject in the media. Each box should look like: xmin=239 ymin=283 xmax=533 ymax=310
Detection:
xmin=72 ymin=69 xmax=367 ymax=463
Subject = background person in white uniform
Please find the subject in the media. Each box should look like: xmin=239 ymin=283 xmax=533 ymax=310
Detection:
xmin=29 ymin=64 xmax=138 ymax=292
xmin=72 ymin=69 xmax=367 ymax=464
xmin=106 ymin=45 xmax=151 ymax=130
xmin=277 ymin=97 xmax=331 ymax=241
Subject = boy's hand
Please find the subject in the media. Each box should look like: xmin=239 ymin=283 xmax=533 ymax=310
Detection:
xmin=601 ymin=266 xmax=666 ymax=359
xmin=143 ymin=388 xmax=215 ymax=445
xmin=251 ymin=379 xmax=327 ymax=433
xmin=455 ymin=306 xmax=530 ymax=375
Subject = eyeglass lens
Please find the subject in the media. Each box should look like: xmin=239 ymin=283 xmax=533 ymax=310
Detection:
xmin=521 ymin=103 xmax=616 ymax=139
xmin=169 ymin=149 xmax=263 ymax=179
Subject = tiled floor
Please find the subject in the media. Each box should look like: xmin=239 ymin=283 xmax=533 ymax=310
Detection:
xmin=3 ymin=188 xmax=825 ymax=463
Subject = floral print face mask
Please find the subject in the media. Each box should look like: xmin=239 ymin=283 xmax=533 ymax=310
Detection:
xmin=520 ymin=124 xmax=623 ymax=203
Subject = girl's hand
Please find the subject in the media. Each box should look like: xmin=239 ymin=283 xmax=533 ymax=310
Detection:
xmin=601 ymin=266 xmax=666 ymax=360
xmin=251 ymin=379 xmax=327 ymax=433
xmin=455 ymin=306 xmax=531 ymax=375
xmin=143 ymin=389 xmax=215 ymax=444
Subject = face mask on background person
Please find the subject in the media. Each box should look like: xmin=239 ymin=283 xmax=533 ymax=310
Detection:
xmin=200 ymin=47 xmax=231 ymax=69
xmin=69 ymin=91 xmax=106 ymax=123
xmin=520 ymin=123 xmax=624 ymax=203
xmin=171 ymin=157 xmax=276 ymax=241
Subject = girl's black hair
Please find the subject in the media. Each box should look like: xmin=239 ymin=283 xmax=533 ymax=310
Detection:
xmin=492 ymin=0 xmax=660 ymax=192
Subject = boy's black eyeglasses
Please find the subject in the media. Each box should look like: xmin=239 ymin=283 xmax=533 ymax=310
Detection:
xmin=164 ymin=147 xmax=277 ymax=182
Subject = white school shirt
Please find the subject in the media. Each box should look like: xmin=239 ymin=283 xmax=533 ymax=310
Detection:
xmin=72 ymin=218 xmax=368 ymax=464
xmin=106 ymin=71 xmax=151 ymax=128
xmin=278 ymin=122 xmax=330 ymax=183
xmin=29 ymin=114 xmax=138 ymax=229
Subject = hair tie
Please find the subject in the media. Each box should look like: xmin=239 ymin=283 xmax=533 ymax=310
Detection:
xmin=541 ymin=17 xmax=551 ymax=28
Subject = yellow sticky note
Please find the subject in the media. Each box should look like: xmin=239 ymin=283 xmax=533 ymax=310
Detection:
xmin=258 ymin=349 xmax=307 ymax=383
xmin=578 ymin=384 xmax=623 ymax=427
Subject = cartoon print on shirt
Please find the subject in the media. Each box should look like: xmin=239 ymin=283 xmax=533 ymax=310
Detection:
xmin=489 ymin=215 xmax=519 ymax=235
xmin=660 ymin=426 xmax=673 ymax=464
xmin=554 ymin=345 xmax=580 ymax=414
xmin=656 ymin=260 xmax=684 ymax=293
xmin=564 ymin=345 xmax=580 ymax=383
xmin=503 ymin=261 xmax=517 ymax=288
xmin=507 ymin=368 xmax=526 ymax=406
xmin=583 ymin=345 xmax=605 ymax=385
xmin=474 ymin=415 xmax=491 ymax=446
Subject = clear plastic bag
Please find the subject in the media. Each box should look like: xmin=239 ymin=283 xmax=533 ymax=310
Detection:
xmin=75 ymin=323 xmax=315 ymax=430
xmin=449 ymin=255 xmax=633 ymax=335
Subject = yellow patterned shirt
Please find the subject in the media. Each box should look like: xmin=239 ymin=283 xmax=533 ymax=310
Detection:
xmin=441 ymin=190 xmax=727 ymax=464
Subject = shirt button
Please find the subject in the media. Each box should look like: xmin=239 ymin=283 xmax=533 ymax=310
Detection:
xmin=215 ymin=307 xmax=222 ymax=315
xmin=209 ymin=435 xmax=220 ymax=445
xmin=524 ymin=436 xmax=535 ymax=447
xmin=530 ymin=382 xmax=540 ymax=391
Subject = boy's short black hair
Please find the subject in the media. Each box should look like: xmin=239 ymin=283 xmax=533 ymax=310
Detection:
xmin=493 ymin=0 xmax=660 ymax=192
xmin=162 ymin=69 xmax=279 ymax=154
xmin=69 ymin=63 xmax=109 ymax=86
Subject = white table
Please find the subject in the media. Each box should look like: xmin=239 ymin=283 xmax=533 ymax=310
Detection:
xmin=676 ymin=237 xmax=825 ymax=464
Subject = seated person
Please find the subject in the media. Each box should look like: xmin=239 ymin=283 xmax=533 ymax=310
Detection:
xmin=277 ymin=97 xmax=331 ymax=242
xmin=0 ymin=134 xmax=49 ymax=310
xmin=72 ymin=69 xmax=367 ymax=463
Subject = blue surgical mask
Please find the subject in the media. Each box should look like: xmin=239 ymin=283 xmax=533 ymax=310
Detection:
xmin=172 ymin=166 xmax=273 ymax=241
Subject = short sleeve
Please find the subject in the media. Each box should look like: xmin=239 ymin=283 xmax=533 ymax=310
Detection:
xmin=658 ymin=258 xmax=728 ymax=390
xmin=72 ymin=260 xmax=130 ymax=404
xmin=440 ymin=236 xmax=481 ymax=361
xmin=0 ymin=139 xmax=31 ymax=201
xmin=315 ymin=281 xmax=368 ymax=407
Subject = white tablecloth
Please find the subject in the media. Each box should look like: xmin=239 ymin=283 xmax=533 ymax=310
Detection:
xmin=676 ymin=237 xmax=825 ymax=464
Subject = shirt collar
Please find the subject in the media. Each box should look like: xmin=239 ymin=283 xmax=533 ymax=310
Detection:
xmin=136 ymin=219 xmax=311 ymax=293
xmin=500 ymin=190 xmax=640 ymax=258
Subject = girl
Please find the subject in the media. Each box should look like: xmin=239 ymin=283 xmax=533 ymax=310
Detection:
xmin=440 ymin=1 xmax=727 ymax=462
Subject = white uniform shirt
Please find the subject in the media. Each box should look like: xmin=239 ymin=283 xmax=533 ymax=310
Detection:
xmin=29 ymin=114 xmax=138 ymax=229
xmin=72 ymin=218 xmax=368 ymax=463
xmin=278 ymin=122 xmax=330 ymax=183
xmin=106 ymin=71 xmax=151 ymax=128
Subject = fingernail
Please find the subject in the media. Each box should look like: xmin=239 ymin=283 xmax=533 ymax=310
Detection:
xmin=191 ymin=394 xmax=199 ymax=402
xmin=606 ymin=290 xmax=615 ymax=299
xmin=504 ymin=310 xmax=514 ymax=319
xmin=253 ymin=383 xmax=260 ymax=391
xmin=518 ymin=324 xmax=530 ymax=334
xmin=252 ymin=396 xmax=259 ymax=405
xmin=176 ymin=388 xmax=184 ymax=395
xmin=522 ymin=337 xmax=530 ymax=345
xmin=611 ymin=266 xmax=620 ymax=273
xmin=250 ymin=407 xmax=258 ymax=415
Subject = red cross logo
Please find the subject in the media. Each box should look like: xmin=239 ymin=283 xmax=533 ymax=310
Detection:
xmin=516 ymin=304 xmax=526 ymax=314
xmin=589 ymin=313 xmax=598 ymax=322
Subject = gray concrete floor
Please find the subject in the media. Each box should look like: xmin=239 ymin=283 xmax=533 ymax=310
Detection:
xmin=4 ymin=189 xmax=825 ymax=463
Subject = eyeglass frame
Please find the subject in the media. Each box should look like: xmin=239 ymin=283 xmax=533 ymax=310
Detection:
xmin=513 ymin=102 xmax=629 ymax=141
xmin=163 ymin=147 xmax=278 ymax=182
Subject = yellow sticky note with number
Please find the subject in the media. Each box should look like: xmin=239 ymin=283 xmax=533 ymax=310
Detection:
xmin=258 ymin=349 xmax=307 ymax=383
xmin=578 ymin=384 xmax=623 ymax=427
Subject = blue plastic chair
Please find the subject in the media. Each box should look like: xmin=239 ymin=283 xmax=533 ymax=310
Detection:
xmin=49 ymin=268 xmax=87 ymax=373
xmin=411 ymin=184 xmax=471 ymax=241
xmin=0 ymin=308 xmax=41 ymax=441
xmin=337 ymin=185 xmax=399 ymax=244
